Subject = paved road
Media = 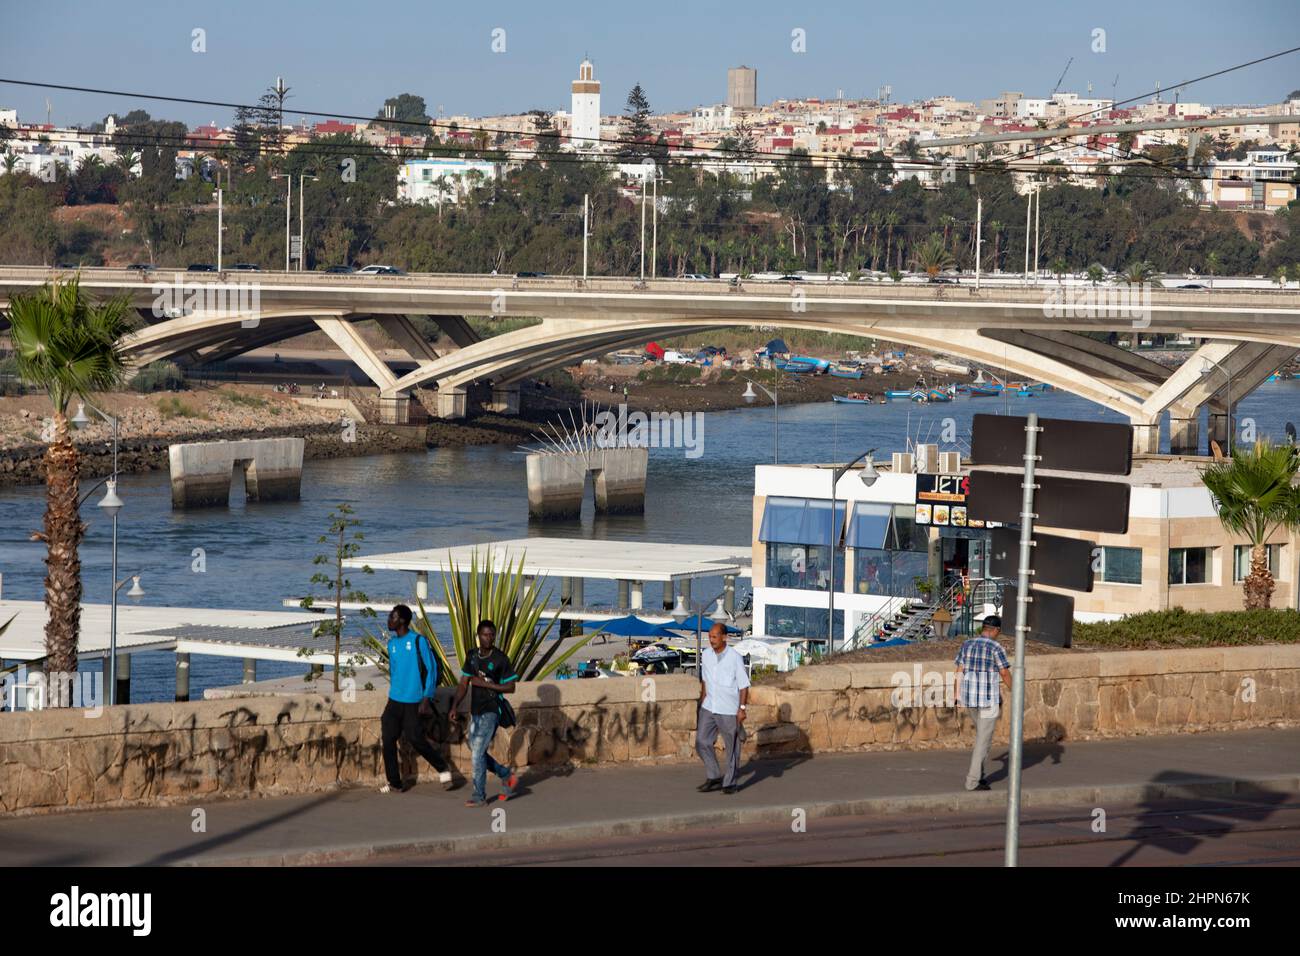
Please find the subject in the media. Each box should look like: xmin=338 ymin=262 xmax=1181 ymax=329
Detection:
xmin=376 ymin=798 xmax=1300 ymax=867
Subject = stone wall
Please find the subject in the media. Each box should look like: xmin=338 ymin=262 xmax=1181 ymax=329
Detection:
xmin=747 ymin=645 xmax=1300 ymax=756
xmin=3 ymin=646 xmax=1298 ymax=816
xmin=0 ymin=676 xmax=701 ymax=816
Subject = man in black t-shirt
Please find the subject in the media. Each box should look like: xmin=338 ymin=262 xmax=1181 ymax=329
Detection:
xmin=451 ymin=619 xmax=520 ymax=807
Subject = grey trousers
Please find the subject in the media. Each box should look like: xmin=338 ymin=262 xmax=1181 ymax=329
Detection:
xmin=965 ymin=705 xmax=999 ymax=790
xmin=696 ymin=708 xmax=742 ymax=787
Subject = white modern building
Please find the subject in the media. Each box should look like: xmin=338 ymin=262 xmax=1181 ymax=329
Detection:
xmin=397 ymin=158 xmax=499 ymax=205
xmin=750 ymin=450 xmax=1299 ymax=647
xmin=570 ymin=59 xmax=601 ymax=149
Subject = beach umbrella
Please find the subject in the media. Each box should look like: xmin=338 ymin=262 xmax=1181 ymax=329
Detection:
xmin=596 ymin=614 xmax=673 ymax=638
xmin=661 ymin=615 xmax=741 ymax=635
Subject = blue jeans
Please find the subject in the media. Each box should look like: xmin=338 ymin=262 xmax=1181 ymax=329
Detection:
xmin=468 ymin=712 xmax=512 ymax=802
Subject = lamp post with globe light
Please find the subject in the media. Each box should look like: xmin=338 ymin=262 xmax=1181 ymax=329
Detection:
xmin=828 ymin=449 xmax=879 ymax=654
xmin=740 ymin=377 xmax=780 ymax=464
xmin=71 ymin=401 xmax=144 ymax=705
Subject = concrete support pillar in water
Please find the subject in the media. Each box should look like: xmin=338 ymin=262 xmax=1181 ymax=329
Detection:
xmin=115 ymin=652 xmax=131 ymax=705
xmin=175 ymin=653 xmax=190 ymax=703
xmin=680 ymin=577 xmax=692 ymax=610
xmin=415 ymin=571 xmax=429 ymax=601
xmin=571 ymin=578 xmax=584 ymax=635
xmin=243 ymin=658 xmax=257 ymax=684
xmin=560 ymin=577 xmax=573 ymax=638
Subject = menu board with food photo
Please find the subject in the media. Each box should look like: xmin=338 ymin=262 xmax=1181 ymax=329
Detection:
xmin=914 ymin=473 xmax=996 ymax=528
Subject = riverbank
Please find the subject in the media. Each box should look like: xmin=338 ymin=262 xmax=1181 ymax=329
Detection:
xmin=0 ymin=384 xmax=582 ymax=486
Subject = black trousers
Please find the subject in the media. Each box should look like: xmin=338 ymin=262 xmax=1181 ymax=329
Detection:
xmin=381 ymin=699 xmax=448 ymax=787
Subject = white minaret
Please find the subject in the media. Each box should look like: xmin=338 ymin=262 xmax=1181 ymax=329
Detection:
xmin=570 ymin=58 xmax=601 ymax=148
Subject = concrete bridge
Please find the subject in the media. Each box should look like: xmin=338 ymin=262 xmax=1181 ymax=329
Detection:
xmin=2 ymin=266 xmax=1299 ymax=452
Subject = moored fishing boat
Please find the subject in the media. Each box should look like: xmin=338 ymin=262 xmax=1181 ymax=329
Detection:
xmin=832 ymin=392 xmax=874 ymax=404
xmin=829 ymin=363 xmax=864 ymax=379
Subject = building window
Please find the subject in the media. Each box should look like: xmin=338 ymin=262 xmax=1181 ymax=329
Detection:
xmin=765 ymin=604 xmax=843 ymax=642
xmin=1099 ymin=546 xmax=1142 ymax=585
xmin=765 ymin=543 xmax=842 ymax=592
xmin=1233 ymin=544 xmax=1281 ymax=583
xmin=1169 ymin=547 xmax=1211 ymax=586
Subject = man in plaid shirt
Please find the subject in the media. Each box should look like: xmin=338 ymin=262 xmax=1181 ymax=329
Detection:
xmin=954 ymin=615 xmax=1012 ymax=791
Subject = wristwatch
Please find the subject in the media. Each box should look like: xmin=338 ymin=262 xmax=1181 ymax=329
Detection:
xmin=739 ymin=704 xmax=747 ymax=710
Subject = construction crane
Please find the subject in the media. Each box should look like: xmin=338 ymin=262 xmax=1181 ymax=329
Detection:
xmin=1051 ymin=57 xmax=1074 ymax=97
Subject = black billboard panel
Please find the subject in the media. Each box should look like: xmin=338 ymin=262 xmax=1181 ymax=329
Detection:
xmin=972 ymin=414 xmax=1133 ymax=476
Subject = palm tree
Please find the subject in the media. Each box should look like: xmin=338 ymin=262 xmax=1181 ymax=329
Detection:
xmin=1201 ymin=441 xmax=1300 ymax=609
xmin=987 ymin=220 xmax=1003 ymax=273
xmin=1204 ymin=250 xmax=1222 ymax=291
xmin=7 ymin=277 xmax=136 ymax=705
xmin=1122 ymin=260 xmax=1159 ymax=288
xmin=1086 ymin=263 xmax=1106 ymax=285
xmin=912 ymin=233 xmax=954 ymax=278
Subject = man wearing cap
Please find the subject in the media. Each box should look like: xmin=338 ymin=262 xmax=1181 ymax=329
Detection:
xmin=954 ymin=615 xmax=1012 ymax=792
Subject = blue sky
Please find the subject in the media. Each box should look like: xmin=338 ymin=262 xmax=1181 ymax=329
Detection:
xmin=1 ymin=0 xmax=1297 ymax=127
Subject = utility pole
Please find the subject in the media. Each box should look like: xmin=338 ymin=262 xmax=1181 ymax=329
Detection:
xmin=272 ymin=174 xmax=291 ymax=271
xmin=216 ymin=187 xmax=223 ymax=271
xmin=975 ymin=194 xmax=983 ymax=291
xmin=652 ymin=170 xmax=658 ymax=278
xmin=297 ymin=173 xmax=317 ymax=270
xmin=1033 ymin=185 xmax=1041 ymax=282
xmin=582 ymin=193 xmax=589 ymax=281
xmin=1023 ymin=187 xmax=1031 ymax=282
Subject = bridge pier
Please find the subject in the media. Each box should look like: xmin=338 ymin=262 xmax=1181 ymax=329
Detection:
xmin=435 ymin=387 xmax=468 ymax=420
xmin=1131 ymin=420 xmax=1161 ymax=455
xmin=1169 ymin=415 xmax=1200 ymax=455
xmin=486 ymin=385 xmax=521 ymax=415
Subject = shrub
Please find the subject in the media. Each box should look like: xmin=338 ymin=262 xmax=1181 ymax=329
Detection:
xmin=1073 ymin=608 xmax=1300 ymax=648
xmin=131 ymin=361 xmax=185 ymax=393
xmin=223 ymin=391 xmax=269 ymax=409
xmin=156 ymin=395 xmax=207 ymax=420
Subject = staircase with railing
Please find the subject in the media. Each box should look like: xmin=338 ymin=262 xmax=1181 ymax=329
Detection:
xmin=839 ymin=576 xmax=971 ymax=653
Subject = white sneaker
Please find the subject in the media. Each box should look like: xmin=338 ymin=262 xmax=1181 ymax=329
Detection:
xmin=380 ymin=782 xmax=402 ymax=794
xmin=438 ymin=771 xmax=453 ymax=790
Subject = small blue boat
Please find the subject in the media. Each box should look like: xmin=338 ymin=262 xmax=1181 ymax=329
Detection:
xmin=829 ymin=364 xmax=863 ymax=379
xmin=885 ymin=389 xmax=913 ymax=399
xmin=832 ymin=393 xmax=874 ymax=404
xmin=968 ymin=384 xmax=1000 ymax=397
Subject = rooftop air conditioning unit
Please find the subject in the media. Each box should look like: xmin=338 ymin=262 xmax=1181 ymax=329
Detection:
xmin=938 ymin=451 xmax=962 ymax=474
xmin=915 ymin=443 xmax=939 ymax=474
xmin=892 ymin=452 xmax=914 ymax=474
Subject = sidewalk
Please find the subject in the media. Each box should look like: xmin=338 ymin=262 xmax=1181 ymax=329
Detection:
xmin=2 ymin=728 xmax=1296 ymax=866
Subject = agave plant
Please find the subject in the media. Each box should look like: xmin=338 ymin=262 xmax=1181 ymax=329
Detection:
xmin=360 ymin=550 xmax=597 ymax=685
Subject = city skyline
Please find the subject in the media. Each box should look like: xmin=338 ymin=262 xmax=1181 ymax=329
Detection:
xmin=1 ymin=0 xmax=1297 ymax=128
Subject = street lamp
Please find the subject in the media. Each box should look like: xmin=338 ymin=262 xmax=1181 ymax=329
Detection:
xmin=741 ymin=376 xmax=780 ymax=464
xmin=828 ymin=448 xmax=878 ymax=654
xmin=1200 ymin=357 xmax=1234 ymax=455
xmin=73 ymin=401 xmax=132 ymax=705
xmin=297 ymin=173 xmax=318 ymax=271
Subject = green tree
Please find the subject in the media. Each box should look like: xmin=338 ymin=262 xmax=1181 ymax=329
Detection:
xmin=300 ymin=503 xmax=376 ymax=692
xmin=377 ymin=93 xmax=430 ymax=129
xmin=619 ymin=84 xmax=654 ymax=159
xmin=1201 ymin=441 xmax=1300 ymax=609
xmin=7 ymin=277 xmax=135 ymax=705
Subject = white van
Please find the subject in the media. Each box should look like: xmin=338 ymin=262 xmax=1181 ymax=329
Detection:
xmin=662 ymin=350 xmax=695 ymax=365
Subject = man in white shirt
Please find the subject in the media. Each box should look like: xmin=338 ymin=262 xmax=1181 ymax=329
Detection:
xmin=696 ymin=623 xmax=750 ymax=794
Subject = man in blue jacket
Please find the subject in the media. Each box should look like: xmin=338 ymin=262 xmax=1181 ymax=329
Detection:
xmin=381 ymin=604 xmax=453 ymax=793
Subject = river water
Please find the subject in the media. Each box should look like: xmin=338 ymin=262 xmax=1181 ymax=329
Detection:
xmin=3 ymin=382 xmax=1299 ymax=701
